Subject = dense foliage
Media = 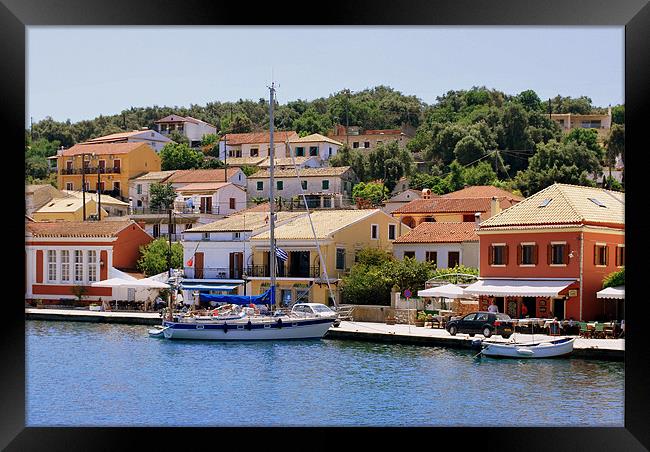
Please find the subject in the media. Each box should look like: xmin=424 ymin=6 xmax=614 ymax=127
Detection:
xmin=603 ymin=267 xmax=624 ymax=289
xmin=352 ymin=182 xmax=389 ymax=207
xmin=137 ymin=239 xmax=184 ymax=277
xmin=149 ymin=182 xmax=177 ymax=210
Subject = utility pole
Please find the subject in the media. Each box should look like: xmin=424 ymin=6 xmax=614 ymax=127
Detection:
xmin=97 ymin=168 xmax=101 ymax=221
xmin=168 ymin=208 xmax=173 ymax=278
xmin=223 ymin=134 xmax=228 ymax=183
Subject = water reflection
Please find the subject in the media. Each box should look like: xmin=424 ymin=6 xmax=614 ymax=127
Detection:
xmin=26 ymin=321 xmax=623 ymax=427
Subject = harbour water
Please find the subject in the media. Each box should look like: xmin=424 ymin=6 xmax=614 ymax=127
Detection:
xmin=26 ymin=321 xmax=624 ymax=427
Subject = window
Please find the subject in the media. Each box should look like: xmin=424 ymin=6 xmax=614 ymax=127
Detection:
xmin=295 ymin=147 xmax=305 ymax=157
xmin=309 ymin=146 xmax=318 ymax=156
xmin=152 ymin=224 xmax=160 ymax=238
xmin=202 ymin=232 xmax=210 ymax=240
xmin=489 ymin=244 xmax=508 ymax=265
xmin=616 ymin=246 xmax=625 ymax=267
xmin=322 ymin=180 xmax=330 ymax=190
xmin=277 ymin=181 xmax=283 ymax=191
xmin=548 ymin=243 xmax=568 ymax=265
xmin=519 ymin=243 xmax=537 ymax=265
xmin=229 ymin=198 xmax=236 ymax=210
xmin=353 ymin=142 xmax=359 ymax=149
xmin=425 ymin=251 xmax=437 ymax=265
xmin=538 ymin=198 xmax=552 ymax=208
xmin=448 ymin=251 xmax=460 ymax=268
xmin=323 ymin=197 xmax=332 ymax=208
xmin=256 ymin=181 xmax=263 ymax=191
xmin=404 ymin=251 xmax=416 ymax=259
xmin=594 ymin=244 xmax=608 ymax=266
xmin=301 ymin=180 xmax=307 ymax=190
xmin=61 ymin=250 xmax=70 ymax=282
xmin=74 ymin=250 xmax=83 ymax=282
xmin=113 ymin=181 xmax=121 ymax=192
xmin=328 ymin=147 xmax=332 ymax=156
xmin=463 ymin=313 xmax=477 ymax=321
xmin=588 ymin=198 xmax=607 ymax=208
xmin=371 ymin=224 xmax=378 ymax=240
xmin=250 ymin=148 xmax=259 ymax=157
xmin=475 ymin=313 xmax=489 ymax=321
xmin=185 ymin=223 xmax=192 ymax=230
xmin=66 ymin=182 xmax=73 ymax=190
xmin=364 ymin=141 xmax=370 ymax=148
xmin=137 ymin=200 xmax=143 ymax=207
xmin=233 ymin=232 xmax=241 ymax=240
xmin=88 ymin=250 xmax=97 ymax=282
xmin=336 ymin=249 xmax=346 ymax=270
xmin=137 ymin=184 xmax=142 ymax=195
xmin=47 ymin=250 xmax=57 ymax=282
xmin=388 ymin=224 xmax=396 ymax=240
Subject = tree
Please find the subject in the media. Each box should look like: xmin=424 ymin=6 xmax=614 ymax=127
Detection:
xmin=513 ymin=140 xmax=601 ymax=196
xmin=453 ymin=135 xmax=485 ymax=166
xmin=159 ymin=142 xmax=204 ymax=170
xmin=137 ymin=238 xmax=184 ymax=277
xmin=240 ymin=165 xmax=260 ymax=177
xmin=352 ymin=182 xmax=388 ymax=207
xmin=71 ymin=285 xmax=88 ymax=304
xmin=605 ymin=124 xmax=624 ymax=186
xmin=611 ymin=105 xmax=624 ymax=125
xmin=462 ymin=161 xmax=499 ymax=186
xmin=168 ymin=130 xmax=189 ymax=145
xmin=563 ymin=128 xmax=603 ymax=161
xmin=515 ymin=90 xmax=543 ymax=112
xmin=330 ymin=144 xmax=367 ymax=182
xmin=227 ymin=113 xmax=254 ymax=133
xmin=149 ymin=182 xmax=177 ymax=210
xmin=293 ymin=107 xmax=332 ymax=135
xmin=367 ymin=141 xmax=413 ymax=191
xmin=603 ymin=267 xmax=624 ymax=289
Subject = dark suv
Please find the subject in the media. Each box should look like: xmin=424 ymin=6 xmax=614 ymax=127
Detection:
xmin=446 ymin=311 xmax=514 ymax=338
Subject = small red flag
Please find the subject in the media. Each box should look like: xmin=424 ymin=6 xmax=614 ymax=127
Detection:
xmin=187 ymin=257 xmax=193 ymax=267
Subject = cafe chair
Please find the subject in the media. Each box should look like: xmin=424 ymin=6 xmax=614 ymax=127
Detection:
xmin=578 ymin=322 xmax=591 ymax=338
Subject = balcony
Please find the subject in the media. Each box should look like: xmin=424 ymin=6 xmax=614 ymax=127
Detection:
xmin=60 ymin=166 xmax=121 ymax=175
xmin=130 ymin=207 xmax=198 ymax=215
xmin=152 ymin=232 xmax=183 ymax=242
xmin=245 ymin=265 xmax=321 ymax=279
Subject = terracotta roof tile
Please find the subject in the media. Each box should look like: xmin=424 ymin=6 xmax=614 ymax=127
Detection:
xmin=393 ymin=197 xmax=516 ymax=215
xmin=176 ymin=182 xmax=240 ymax=192
xmin=442 ymin=186 xmax=523 ymax=201
xmin=166 ymin=168 xmax=242 ymax=184
xmin=248 ymin=166 xmax=352 ymax=179
xmin=393 ymin=222 xmax=479 ymax=244
xmin=26 ymin=220 xmax=140 ymax=238
xmin=290 ymin=133 xmax=343 ymax=145
xmin=223 ymin=131 xmax=299 ymax=145
xmin=61 ymin=142 xmax=149 ymax=157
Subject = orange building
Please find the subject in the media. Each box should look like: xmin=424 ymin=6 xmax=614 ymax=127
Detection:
xmin=25 ymin=220 xmax=153 ymax=303
xmin=465 ymin=184 xmax=624 ymax=321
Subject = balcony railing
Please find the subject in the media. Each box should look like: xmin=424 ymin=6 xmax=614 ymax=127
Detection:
xmin=152 ymin=232 xmax=183 ymax=242
xmin=187 ymin=267 xmax=245 ymax=279
xmin=130 ymin=207 xmax=198 ymax=215
xmin=245 ymin=265 xmax=321 ymax=278
xmin=60 ymin=167 xmax=121 ymax=175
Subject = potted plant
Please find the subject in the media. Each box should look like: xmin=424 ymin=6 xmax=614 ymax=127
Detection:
xmin=415 ymin=311 xmax=427 ymax=327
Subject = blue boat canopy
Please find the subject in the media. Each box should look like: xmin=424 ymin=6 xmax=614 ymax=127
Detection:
xmin=181 ymin=283 xmax=239 ymax=291
xmin=199 ymin=288 xmax=274 ymax=306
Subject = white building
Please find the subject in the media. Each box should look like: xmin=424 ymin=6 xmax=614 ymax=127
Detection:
xmin=180 ymin=211 xmax=303 ymax=298
xmin=166 ymin=168 xmax=247 ymax=189
xmin=288 ymin=133 xmax=342 ymax=163
xmin=218 ymin=131 xmax=299 ymax=161
xmin=128 ymin=170 xmax=177 ymax=210
xmin=82 ymin=129 xmax=173 ymax=153
xmin=175 ymin=182 xmax=247 ymax=216
xmin=392 ymin=221 xmax=479 ymax=269
xmin=246 ymin=166 xmax=357 ymax=209
xmin=154 ymin=115 xmax=217 ymax=148
xmin=382 ymin=189 xmax=422 ymax=214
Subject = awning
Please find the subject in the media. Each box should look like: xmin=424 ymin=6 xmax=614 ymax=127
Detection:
xmin=597 ymin=286 xmax=625 ymax=300
xmin=92 ymin=278 xmax=170 ymax=289
xmin=463 ymin=279 xmax=578 ymax=297
xmin=180 ymin=283 xmax=239 ymax=291
xmin=418 ymin=283 xmax=466 ymax=299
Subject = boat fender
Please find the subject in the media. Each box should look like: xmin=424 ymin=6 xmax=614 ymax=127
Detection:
xmin=223 ymin=322 xmax=228 ymax=333
xmin=277 ymin=318 xmax=283 ymax=329
xmin=246 ymin=320 xmax=252 ymax=331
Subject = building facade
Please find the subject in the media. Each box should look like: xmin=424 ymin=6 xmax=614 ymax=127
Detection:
xmin=154 ymin=115 xmax=217 ymax=148
xmin=219 ymin=131 xmax=299 ymax=161
xmin=81 ymin=129 xmax=172 ymax=153
xmin=327 ymin=124 xmax=415 ymax=154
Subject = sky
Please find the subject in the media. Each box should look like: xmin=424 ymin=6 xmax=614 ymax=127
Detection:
xmin=27 ymin=26 xmax=624 ymax=124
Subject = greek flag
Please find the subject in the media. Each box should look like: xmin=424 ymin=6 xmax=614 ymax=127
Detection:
xmin=275 ymin=247 xmax=288 ymax=262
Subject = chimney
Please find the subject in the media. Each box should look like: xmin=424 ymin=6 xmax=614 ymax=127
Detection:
xmin=422 ymin=188 xmax=432 ymax=200
xmin=490 ymin=196 xmax=501 ymax=217
xmin=474 ymin=212 xmax=481 ymax=226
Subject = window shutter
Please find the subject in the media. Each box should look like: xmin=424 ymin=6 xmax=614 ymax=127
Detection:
xmin=488 ymin=245 xmax=494 ymax=265
xmin=533 ymin=244 xmax=538 ymax=265
xmin=605 ymin=246 xmax=609 ymax=266
xmin=594 ymin=244 xmax=598 ymax=265
xmin=547 ymin=244 xmax=552 ymax=265
xmin=564 ymin=244 xmax=570 ymax=265
xmin=517 ymin=244 xmax=522 ymax=265
xmin=503 ymin=245 xmax=509 ymax=265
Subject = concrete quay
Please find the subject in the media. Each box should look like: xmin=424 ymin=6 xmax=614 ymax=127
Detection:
xmin=25 ymin=308 xmax=162 ymax=325
xmin=325 ymin=321 xmax=624 ymax=361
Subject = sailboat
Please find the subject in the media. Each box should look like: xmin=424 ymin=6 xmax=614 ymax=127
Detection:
xmin=150 ymin=83 xmax=338 ymax=340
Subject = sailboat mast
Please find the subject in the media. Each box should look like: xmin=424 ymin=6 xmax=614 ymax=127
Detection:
xmin=268 ymin=83 xmax=277 ymax=308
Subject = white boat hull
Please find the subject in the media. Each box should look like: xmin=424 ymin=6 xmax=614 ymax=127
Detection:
xmin=481 ymin=337 xmax=575 ymax=358
xmin=160 ymin=317 xmax=334 ymax=341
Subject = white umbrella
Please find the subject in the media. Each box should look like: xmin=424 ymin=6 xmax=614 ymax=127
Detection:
xmin=418 ymin=283 xmax=466 ymax=299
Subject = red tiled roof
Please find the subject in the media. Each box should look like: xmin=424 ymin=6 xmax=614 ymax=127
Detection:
xmin=393 ymin=197 xmax=516 ymax=215
xmin=223 ymin=131 xmax=298 ymax=145
xmin=26 ymin=220 xmax=140 ymax=238
xmin=176 ymin=182 xmax=240 ymax=192
xmin=61 ymin=142 xmax=148 ymax=156
xmin=393 ymin=222 xmax=479 ymax=244
xmin=363 ymin=129 xmax=403 ymax=135
xmin=166 ymin=168 xmax=242 ymax=184
xmin=443 ymin=185 xmax=524 ymax=201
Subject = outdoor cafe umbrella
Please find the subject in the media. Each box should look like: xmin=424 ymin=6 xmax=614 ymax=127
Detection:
xmin=92 ymin=278 xmax=170 ymax=309
xmin=418 ymin=283 xmax=467 ymax=310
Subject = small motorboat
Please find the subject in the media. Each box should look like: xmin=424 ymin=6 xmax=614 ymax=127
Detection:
xmin=480 ymin=337 xmax=575 ymax=359
xmin=148 ymin=325 xmax=168 ymax=338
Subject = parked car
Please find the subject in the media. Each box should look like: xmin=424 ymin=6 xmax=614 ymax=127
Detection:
xmin=446 ymin=311 xmax=514 ymax=338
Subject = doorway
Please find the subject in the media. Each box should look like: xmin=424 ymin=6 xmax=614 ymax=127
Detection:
xmin=522 ymin=297 xmax=536 ymax=318
xmin=494 ymin=296 xmax=504 ymax=314
xmin=553 ymin=298 xmax=565 ymax=320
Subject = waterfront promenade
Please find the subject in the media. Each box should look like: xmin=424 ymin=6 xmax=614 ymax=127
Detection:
xmin=25 ymin=307 xmax=623 ymax=360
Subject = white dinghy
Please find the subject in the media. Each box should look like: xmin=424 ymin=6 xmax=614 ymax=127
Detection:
xmin=480 ymin=337 xmax=575 ymax=358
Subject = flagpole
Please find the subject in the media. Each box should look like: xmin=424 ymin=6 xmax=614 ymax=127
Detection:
xmin=268 ymin=82 xmax=277 ymax=309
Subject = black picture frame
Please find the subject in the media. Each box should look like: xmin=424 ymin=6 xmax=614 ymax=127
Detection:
xmin=3 ymin=0 xmax=649 ymax=449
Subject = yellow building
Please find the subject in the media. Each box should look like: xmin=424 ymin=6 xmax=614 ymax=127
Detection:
xmin=32 ymin=197 xmax=108 ymax=222
xmin=248 ymin=209 xmax=409 ymax=306
xmin=57 ymin=142 xmax=161 ymax=201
